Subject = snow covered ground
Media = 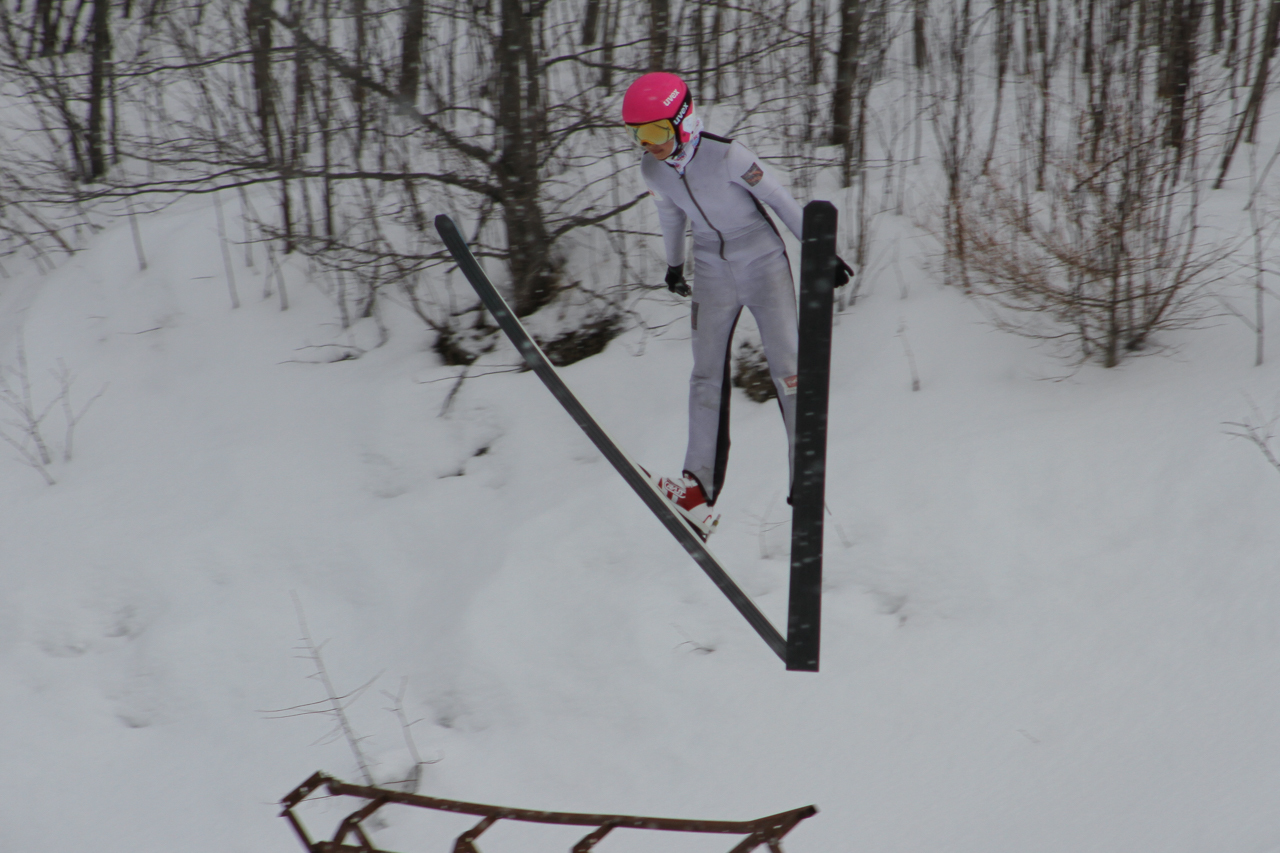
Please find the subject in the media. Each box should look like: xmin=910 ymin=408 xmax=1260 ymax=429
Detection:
xmin=4 ymin=182 xmax=1280 ymax=853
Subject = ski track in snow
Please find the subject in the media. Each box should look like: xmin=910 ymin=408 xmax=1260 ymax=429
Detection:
xmin=3 ymin=189 xmax=1280 ymax=853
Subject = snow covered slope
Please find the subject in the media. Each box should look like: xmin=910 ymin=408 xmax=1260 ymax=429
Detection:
xmin=4 ymin=192 xmax=1280 ymax=853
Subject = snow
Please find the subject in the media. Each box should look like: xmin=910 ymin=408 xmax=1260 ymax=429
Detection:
xmin=4 ymin=185 xmax=1280 ymax=853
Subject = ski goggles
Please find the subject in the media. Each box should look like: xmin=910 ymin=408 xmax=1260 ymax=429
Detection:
xmin=626 ymin=119 xmax=677 ymax=148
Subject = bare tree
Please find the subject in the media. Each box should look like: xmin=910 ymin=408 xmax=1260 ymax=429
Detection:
xmin=85 ymin=0 xmax=112 ymax=180
xmin=1159 ymin=0 xmax=1204 ymax=155
xmin=0 ymin=339 xmax=105 ymax=485
xmin=926 ymin=0 xmax=978 ymax=290
xmin=398 ymin=0 xmax=426 ymax=104
xmin=1215 ymin=0 xmax=1280 ymax=185
xmin=1 ymin=0 xmax=1274 ymax=371
xmin=955 ymin=125 xmax=1231 ymax=365
xmin=1226 ymin=397 xmax=1280 ymax=475
xmin=648 ymin=0 xmax=670 ymax=70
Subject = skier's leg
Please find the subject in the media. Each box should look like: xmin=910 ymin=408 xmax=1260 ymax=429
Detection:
xmin=743 ymin=249 xmax=800 ymax=485
xmin=683 ymin=298 xmax=742 ymax=505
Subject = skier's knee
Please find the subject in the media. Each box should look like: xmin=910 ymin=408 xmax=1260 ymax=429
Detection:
xmin=691 ymin=381 xmax=722 ymax=410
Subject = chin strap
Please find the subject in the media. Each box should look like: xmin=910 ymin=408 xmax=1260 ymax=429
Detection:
xmin=665 ymin=115 xmax=704 ymax=175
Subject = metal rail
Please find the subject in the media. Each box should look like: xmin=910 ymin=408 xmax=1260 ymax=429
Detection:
xmin=281 ymin=772 xmax=817 ymax=853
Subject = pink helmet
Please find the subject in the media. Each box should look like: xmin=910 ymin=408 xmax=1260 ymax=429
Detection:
xmin=622 ymin=72 xmax=695 ymax=143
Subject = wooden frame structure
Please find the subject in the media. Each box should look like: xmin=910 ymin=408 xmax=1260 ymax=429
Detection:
xmin=281 ymin=772 xmax=816 ymax=853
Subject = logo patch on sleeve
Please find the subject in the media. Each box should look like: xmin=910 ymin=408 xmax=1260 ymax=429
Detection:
xmin=782 ymin=374 xmax=799 ymax=395
xmin=741 ymin=163 xmax=764 ymax=186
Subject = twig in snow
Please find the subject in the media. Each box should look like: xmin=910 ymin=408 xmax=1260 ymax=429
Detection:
xmin=825 ymin=502 xmax=856 ymax=550
xmin=0 ymin=337 xmax=102 ymax=483
xmin=1225 ymin=397 xmax=1280 ymax=475
xmin=279 ymin=592 xmax=380 ymax=786
xmin=214 ymin=190 xmax=241 ymax=309
xmin=52 ymin=359 xmax=107 ymax=462
xmin=126 ymin=198 xmax=148 ymax=272
xmin=742 ymin=490 xmax=788 ymax=560
xmin=670 ymin=624 xmax=716 ymax=654
xmin=0 ymin=428 xmax=55 ymax=485
xmin=0 ymin=337 xmax=55 ymax=467
xmin=438 ymin=366 xmax=469 ymax=417
xmin=896 ymin=319 xmax=922 ymax=392
xmin=380 ymin=677 xmax=441 ymax=793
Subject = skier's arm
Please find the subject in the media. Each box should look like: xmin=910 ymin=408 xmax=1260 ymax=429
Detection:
xmin=652 ymin=189 xmax=689 ymax=267
xmin=641 ymin=158 xmax=690 ymax=267
xmin=729 ymin=145 xmax=805 ymax=240
xmin=728 ymin=144 xmax=854 ymax=287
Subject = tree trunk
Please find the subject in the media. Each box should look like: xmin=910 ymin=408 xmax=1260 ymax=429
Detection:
xmin=34 ymin=0 xmax=58 ymax=57
xmin=85 ymin=0 xmax=110 ymax=180
xmin=829 ymin=0 xmax=862 ymax=147
xmin=808 ymin=0 xmax=825 ymax=86
xmin=1161 ymin=0 xmax=1202 ymax=152
xmin=982 ymin=0 xmax=1011 ymax=173
xmin=60 ymin=0 xmax=87 ymax=54
xmin=913 ymin=0 xmax=927 ymax=70
xmin=352 ymin=0 xmax=368 ymax=156
xmin=496 ymin=0 xmax=557 ymax=316
xmin=1216 ymin=0 xmax=1280 ymax=184
xmin=581 ymin=0 xmax=600 ymax=44
xmin=599 ymin=0 xmax=616 ymax=91
xmin=648 ymin=0 xmax=669 ymax=70
xmin=246 ymin=0 xmax=274 ymax=161
xmin=399 ymin=0 xmax=426 ymax=104
xmin=692 ymin=0 xmax=706 ymax=99
xmin=712 ymin=0 xmax=724 ymax=99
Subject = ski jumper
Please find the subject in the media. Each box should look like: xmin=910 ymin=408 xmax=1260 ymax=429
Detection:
xmin=641 ymin=134 xmax=805 ymax=503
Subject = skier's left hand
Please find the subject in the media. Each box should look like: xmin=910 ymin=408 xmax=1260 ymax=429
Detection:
xmin=665 ymin=264 xmax=691 ymax=297
xmin=834 ymin=256 xmax=854 ymax=288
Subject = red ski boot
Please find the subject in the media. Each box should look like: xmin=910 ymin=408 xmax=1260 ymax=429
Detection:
xmin=655 ymin=471 xmax=719 ymax=540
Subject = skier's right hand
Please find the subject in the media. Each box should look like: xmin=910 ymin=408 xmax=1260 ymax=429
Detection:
xmin=665 ymin=264 xmax=691 ymax=297
xmin=834 ymin=256 xmax=855 ymax=288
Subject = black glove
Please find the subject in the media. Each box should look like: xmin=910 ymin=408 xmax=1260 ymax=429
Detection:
xmin=834 ymin=256 xmax=854 ymax=288
xmin=665 ymin=264 xmax=691 ymax=297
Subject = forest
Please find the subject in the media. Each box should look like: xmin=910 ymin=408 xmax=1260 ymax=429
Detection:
xmin=2 ymin=0 xmax=1279 ymax=367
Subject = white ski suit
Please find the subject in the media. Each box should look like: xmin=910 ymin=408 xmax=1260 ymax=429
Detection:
xmin=640 ymin=133 xmax=805 ymax=503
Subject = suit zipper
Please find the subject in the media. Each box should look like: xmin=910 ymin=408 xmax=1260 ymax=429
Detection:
xmin=679 ymin=172 xmax=727 ymax=261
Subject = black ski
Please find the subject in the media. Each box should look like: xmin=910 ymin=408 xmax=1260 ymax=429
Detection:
xmin=786 ymin=201 xmax=838 ymax=672
xmin=435 ymin=214 xmax=787 ymax=663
